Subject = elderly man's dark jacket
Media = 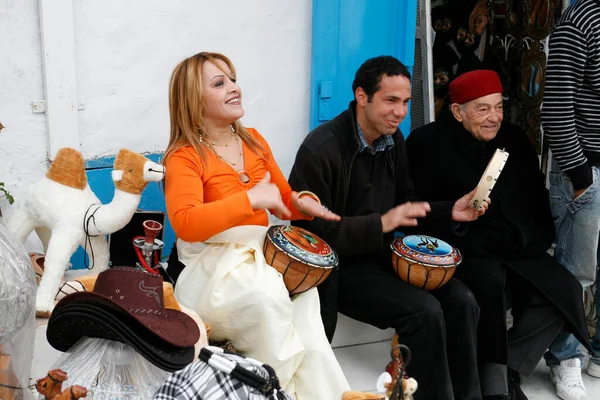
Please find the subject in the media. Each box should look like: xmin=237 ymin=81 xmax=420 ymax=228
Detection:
xmin=406 ymin=113 xmax=592 ymax=363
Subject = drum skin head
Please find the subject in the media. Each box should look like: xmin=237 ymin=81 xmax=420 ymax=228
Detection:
xmin=391 ymin=235 xmax=461 ymax=291
xmin=391 ymin=235 xmax=461 ymax=267
xmin=266 ymin=225 xmax=338 ymax=268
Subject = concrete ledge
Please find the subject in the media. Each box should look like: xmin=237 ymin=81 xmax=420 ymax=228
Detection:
xmin=332 ymin=313 xmax=394 ymax=348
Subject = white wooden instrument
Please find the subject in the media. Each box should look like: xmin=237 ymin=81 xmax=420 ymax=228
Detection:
xmin=468 ymin=148 xmax=509 ymax=211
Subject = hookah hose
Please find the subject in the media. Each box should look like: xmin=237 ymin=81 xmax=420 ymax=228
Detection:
xmin=389 ymin=344 xmax=411 ymax=400
xmin=132 ymin=236 xmax=159 ymax=274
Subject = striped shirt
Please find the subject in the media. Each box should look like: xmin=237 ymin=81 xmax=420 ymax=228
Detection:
xmin=541 ymin=0 xmax=600 ymax=190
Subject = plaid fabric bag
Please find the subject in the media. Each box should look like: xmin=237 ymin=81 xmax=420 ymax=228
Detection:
xmin=154 ymin=346 xmax=292 ymax=400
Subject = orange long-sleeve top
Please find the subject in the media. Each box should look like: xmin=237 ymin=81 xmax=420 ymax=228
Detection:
xmin=164 ymin=128 xmax=310 ymax=243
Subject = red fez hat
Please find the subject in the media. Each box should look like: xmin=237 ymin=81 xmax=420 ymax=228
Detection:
xmin=449 ymin=70 xmax=503 ymax=104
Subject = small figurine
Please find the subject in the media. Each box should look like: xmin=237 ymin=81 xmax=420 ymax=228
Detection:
xmin=35 ymin=369 xmax=88 ymax=400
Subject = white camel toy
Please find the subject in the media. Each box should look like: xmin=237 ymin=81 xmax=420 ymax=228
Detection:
xmin=7 ymin=147 xmax=165 ymax=316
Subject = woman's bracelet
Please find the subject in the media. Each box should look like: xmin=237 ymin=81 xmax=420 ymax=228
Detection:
xmin=297 ymin=190 xmax=321 ymax=205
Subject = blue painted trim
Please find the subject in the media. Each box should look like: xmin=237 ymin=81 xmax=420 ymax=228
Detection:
xmin=310 ymin=0 xmax=341 ymax=131
xmin=394 ymin=0 xmax=418 ymax=136
xmin=310 ymin=0 xmax=419 ymax=137
xmin=85 ymin=152 xmax=163 ymax=169
xmin=393 ymin=0 xmax=417 ymax=69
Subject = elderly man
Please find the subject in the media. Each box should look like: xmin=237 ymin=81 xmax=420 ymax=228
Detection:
xmin=406 ymin=70 xmax=593 ymax=400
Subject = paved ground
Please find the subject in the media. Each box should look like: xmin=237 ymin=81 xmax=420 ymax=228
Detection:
xmin=334 ymin=340 xmax=600 ymax=399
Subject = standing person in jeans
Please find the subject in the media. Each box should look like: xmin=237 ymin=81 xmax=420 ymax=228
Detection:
xmin=541 ymin=0 xmax=600 ymax=399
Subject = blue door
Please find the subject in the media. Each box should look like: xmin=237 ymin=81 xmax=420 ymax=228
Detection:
xmin=310 ymin=0 xmax=418 ymax=135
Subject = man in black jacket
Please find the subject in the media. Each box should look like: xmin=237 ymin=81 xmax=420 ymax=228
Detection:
xmin=406 ymin=70 xmax=593 ymax=400
xmin=289 ymin=56 xmax=486 ymax=400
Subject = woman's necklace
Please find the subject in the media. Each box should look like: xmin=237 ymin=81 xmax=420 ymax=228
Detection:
xmin=201 ymin=127 xmax=249 ymax=182
xmin=206 ymin=132 xmax=234 ymax=147
xmin=208 ymin=135 xmax=243 ymax=166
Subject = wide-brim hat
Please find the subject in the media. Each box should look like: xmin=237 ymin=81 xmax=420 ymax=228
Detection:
xmin=47 ymin=267 xmax=200 ymax=371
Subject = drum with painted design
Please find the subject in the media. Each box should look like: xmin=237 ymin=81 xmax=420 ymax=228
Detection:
xmin=391 ymin=235 xmax=461 ymax=291
xmin=263 ymin=225 xmax=338 ymax=295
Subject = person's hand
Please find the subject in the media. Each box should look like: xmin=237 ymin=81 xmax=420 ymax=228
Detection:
xmin=292 ymin=192 xmax=341 ymax=221
xmin=246 ymin=172 xmax=291 ymax=219
xmin=452 ymin=188 xmax=491 ymax=222
xmin=574 ymin=186 xmax=589 ymax=200
xmin=381 ymin=202 xmax=431 ymax=233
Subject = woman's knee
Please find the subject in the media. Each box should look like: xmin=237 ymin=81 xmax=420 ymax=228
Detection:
xmin=245 ymin=286 xmax=290 ymax=311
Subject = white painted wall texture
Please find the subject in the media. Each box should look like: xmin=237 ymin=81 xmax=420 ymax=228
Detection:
xmin=0 ymin=0 xmax=48 ymax=212
xmin=0 ymin=0 xmax=312 ymax=217
xmin=74 ymin=0 xmax=312 ymax=167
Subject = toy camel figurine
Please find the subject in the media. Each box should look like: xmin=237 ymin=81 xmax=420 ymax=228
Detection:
xmin=7 ymin=147 xmax=165 ymax=316
xmin=35 ymin=369 xmax=88 ymax=400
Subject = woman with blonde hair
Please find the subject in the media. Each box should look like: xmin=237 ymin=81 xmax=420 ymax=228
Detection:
xmin=164 ymin=52 xmax=350 ymax=398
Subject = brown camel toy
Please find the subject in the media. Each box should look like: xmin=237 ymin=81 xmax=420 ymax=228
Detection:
xmin=54 ymin=385 xmax=88 ymax=400
xmin=35 ymin=369 xmax=88 ymax=400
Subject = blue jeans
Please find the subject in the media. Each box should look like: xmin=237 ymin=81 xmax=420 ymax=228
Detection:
xmin=544 ymin=161 xmax=600 ymax=367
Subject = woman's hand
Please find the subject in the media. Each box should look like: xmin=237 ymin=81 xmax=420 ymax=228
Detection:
xmin=247 ymin=172 xmax=291 ymax=218
xmin=292 ymin=192 xmax=341 ymax=221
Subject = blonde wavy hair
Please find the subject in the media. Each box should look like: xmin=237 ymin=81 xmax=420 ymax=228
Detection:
xmin=163 ymin=52 xmax=263 ymax=164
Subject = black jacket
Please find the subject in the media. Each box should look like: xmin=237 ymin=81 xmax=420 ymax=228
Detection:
xmin=406 ymin=114 xmax=593 ymax=361
xmin=407 ymin=113 xmax=556 ymax=259
xmin=289 ymin=102 xmax=453 ymax=257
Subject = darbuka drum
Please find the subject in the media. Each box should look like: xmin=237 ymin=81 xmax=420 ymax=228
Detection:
xmin=263 ymin=225 xmax=338 ymax=295
xmin=391 ymin=235 xmax=461 ymax=291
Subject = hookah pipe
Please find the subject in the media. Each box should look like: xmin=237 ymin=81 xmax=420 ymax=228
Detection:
xmin=377 ymin=343 xmax=412 ymax=400
xmin=389 ymin=344 xmax=411 ymax=400
xmin=132 ymin=220 xmax=163 ymax=274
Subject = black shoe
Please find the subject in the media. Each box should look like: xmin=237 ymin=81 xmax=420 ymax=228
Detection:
xmin=508 ymin=368 xmax=528 ymax=400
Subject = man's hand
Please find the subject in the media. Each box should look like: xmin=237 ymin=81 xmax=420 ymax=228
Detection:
xmin=381 ymin=202 xmax=431 ymax=233
xmin=452 ymin=188 xmax=491 ymax=222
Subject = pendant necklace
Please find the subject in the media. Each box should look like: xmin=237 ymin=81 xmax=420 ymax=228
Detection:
xmin=201 ymin=127 xmax=250 ymax=183
xmin=211 ymin=135 xmax=250 ymax=183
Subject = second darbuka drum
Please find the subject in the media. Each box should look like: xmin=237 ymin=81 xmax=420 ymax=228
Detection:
xmin=391 ymin=235 xmax=461 ymax=291
xmin=264 ymin=225 xmax=338 ymax=295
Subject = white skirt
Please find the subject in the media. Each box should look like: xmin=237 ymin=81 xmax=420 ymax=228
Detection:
xmin=174 ymin=225 xmax=350 ymax=400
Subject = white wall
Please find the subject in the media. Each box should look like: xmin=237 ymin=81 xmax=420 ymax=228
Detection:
xmin=0 ymin=0 xmax=48 ymax=212
xmin=0 ymin=0 xmax=312 ymax=214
